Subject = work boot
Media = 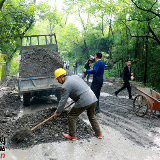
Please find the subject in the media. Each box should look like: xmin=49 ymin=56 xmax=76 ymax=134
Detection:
xmin=63 ymin=133 xmax=77 ymax=140
xmin=93 ymin=132 xmax=102 ymax=139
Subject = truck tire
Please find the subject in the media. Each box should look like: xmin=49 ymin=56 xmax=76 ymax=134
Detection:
xmin=55 ymin=89 xmax=61 ymax=102
xmin=23 ymin=93 xmax=31 ymax=106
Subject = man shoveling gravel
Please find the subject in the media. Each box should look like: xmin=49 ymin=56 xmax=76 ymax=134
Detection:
xmin=53 ymin=68 xmax=102 ymax=140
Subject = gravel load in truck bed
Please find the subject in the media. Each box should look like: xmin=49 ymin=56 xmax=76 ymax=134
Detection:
xmin=19 ymin=48 xmax=63 ymax=78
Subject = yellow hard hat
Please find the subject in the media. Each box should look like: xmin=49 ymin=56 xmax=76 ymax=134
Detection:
xmin=54 ymin=68 xmax=66 ymax=79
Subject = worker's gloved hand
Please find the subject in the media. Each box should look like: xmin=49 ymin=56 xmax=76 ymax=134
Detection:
xmin=54 ymin=112 xmax=59 ymax=117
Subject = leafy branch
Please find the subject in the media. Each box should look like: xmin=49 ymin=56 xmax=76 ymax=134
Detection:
xmin=126 ymin=15 xmax=157 ymax=22
xmin=131 ymin=0 xmax=160 ymax=18
xmin=121 ymin=20 xmax=155 ymax=40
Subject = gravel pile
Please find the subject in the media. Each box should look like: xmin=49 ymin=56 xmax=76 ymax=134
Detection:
xmin=0 ymin=76 xmax=20 ymax=125
xmin=0 ymin=76 xmax=21 ymax=122
xmin=0 ymin=92 xmax=21 ymax=117
xmin=19 ymin=48 xmax=63 ymax=78
xmin=0 ymin=91 xmax=21 ymax=143
xmin=7 ymin=108 xmax=93 ymax=149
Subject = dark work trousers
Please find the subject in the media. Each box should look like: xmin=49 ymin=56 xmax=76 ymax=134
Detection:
xmin=68 ymin=102 xmax=101 ymax=136
xmin=74 ymin=67 xmax=77 ymax=75
xmin=91 ymin=77 xmax=103 ymax=111
xmin=116 ymin=80 xmax=132 ymax=98
xmin=84 ymin=72 xmax=90 ymax=81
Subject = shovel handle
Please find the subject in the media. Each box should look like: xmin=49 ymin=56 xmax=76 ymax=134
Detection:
xmin=63 ymin=101 xmax=75 ymax=110
xmin=31 ymin=101 xmax=75 ymax=131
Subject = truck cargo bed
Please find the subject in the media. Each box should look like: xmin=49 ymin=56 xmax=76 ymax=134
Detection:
xmin=18 ymin=76 xmax=61 ymax=93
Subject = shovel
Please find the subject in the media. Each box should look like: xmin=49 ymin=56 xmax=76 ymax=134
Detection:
xmin=11 ymin=101 xmax=75 ymax=143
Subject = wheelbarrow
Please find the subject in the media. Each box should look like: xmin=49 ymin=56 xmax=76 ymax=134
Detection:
xmin=133 ymin=87 xmax=160 ymax=117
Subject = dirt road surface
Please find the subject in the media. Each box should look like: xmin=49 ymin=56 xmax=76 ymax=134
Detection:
xmin=1 ymin=76 xmax=160 ymax=160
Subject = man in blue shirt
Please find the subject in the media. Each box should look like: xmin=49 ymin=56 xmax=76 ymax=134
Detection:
xmin=83 ymin=52 xmax=105 ymax=114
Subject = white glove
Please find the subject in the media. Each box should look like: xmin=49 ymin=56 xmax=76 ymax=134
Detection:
xmin=131 ymin=76 xmax=134 ymax=80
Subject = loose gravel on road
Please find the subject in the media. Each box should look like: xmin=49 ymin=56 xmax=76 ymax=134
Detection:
xmin=0 ymin=76 xmax=160 ymax=152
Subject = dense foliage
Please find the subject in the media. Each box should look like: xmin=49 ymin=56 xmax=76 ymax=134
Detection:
xmin=0 ymin=0 xmax=160 ymax=91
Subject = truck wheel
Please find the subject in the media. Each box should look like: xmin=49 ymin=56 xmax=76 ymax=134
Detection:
xmin=55 ymin=89 xmax=61 ymax=102
xmin=23 ymin=93 xmax=31 ymax=106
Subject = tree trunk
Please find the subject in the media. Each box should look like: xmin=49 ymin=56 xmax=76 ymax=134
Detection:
xmin=125 ymin=20 xmax=129 ymax=56
xmin=135 ymin=37 xmax=139 ymax=59
xmin=102 ymin=15 xmax=104 ymax=36
xmin=84 ymin=39 xmax=89 ymax=59
xmin=0 ymin=0 xmax=5 ymax=10
xmin=144 ymin=36 xmax=148 ymax=84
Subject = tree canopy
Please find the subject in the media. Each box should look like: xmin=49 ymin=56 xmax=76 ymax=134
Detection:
xmin=1 ymin=0 xmax=160 ymax=90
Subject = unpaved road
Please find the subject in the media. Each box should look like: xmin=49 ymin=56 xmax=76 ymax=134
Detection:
xmin=1 ymin=76 xmax=160 ymax=160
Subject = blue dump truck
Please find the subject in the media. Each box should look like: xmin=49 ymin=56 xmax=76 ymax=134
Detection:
xmin=18 ymin=34 xmax=62 ymax=106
